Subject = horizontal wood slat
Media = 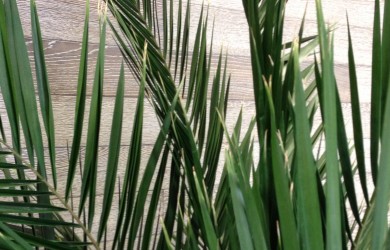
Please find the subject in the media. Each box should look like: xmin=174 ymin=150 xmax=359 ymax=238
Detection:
xmin=0 ymin=95 xmax=258 ymax=147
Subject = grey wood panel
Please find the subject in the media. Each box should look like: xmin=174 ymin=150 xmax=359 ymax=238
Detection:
xmin=25 ymin=38 xmax=255 ymax=101
xmin=25 ymin=37 xmax=371 ymax=103
xmin=0 ymin=95 xmax=258 ymax=147
xmin=12 ymin=101 xmax=370 ymax=201
xmin=17 ymin=0 xmax=376 ymax=65
xmin=17 ymin=0 xmax=375 ymax=103
xmin=47 ymin=145 xmax=171 ymax=195
xmin=41 ymin=144 xmax=230 ymax=195
xmin=14 ymin=101 xmax=370 ymax=203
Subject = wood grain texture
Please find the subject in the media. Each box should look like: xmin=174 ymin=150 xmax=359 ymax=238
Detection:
xmin=18 ymin=0 xmax=375 ymax=59
xmin=25 ymin=38 xmax=372 ymax=103
xmin=0 ymin=95 xmax=257 ymax=148
xmin=25 ymin=38 xmax=256 ymax=101
xmin=16 ymin=0 xmax=375 ymax=103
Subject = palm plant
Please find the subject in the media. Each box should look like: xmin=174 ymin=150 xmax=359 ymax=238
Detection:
xmin=0 ymin=0 xmax=390 ymax=249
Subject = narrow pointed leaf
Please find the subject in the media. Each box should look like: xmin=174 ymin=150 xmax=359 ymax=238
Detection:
xmin=347 ymin=16 xmax=369 ymax=203
xmin=265 ymin=84 xmax=299 ymax=250
xmin=292 ymin=41 xmax=324 ymax=249
xmin=0 ymin=221 xmax=32 ymax=250
xmin=78 ymin=14 xmax=107 ymax=230
xmin=98 ymin=63 xmax=125 ymax=242
xmin=370 ymin=0 xmax=381 ymax=184
xmin=66 ymin=0 xmax=90 ymax=201
xmin=315 ymin=0 xmax=342 ymax=247
xmin=0 ymin=201 xmax=66 ymax=213
xmin=30 ymin=0 xmax=57 ymax=188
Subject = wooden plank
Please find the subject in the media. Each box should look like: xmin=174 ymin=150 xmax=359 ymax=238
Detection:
xmin=17 ymin=0 xmax=375 ymax=60
xmin=334 ymin=64 xmax=372 ymax=103
xmin=25 ymin=37 xmax=371 ymax=103
xmin=0 ymin=95 xmax=258 ymax=147
xmin=25 ymin=38 xmax=255 ymax=101
xmin=10 ymin=103 xmax=371 ymax=200
xmin=41 ymin=144 xmax=233 ymax=195
xmin=47 ymin=145 xmax=171 ymax=195
xmin=16 ymin=1 xmax=373 ymax=104
xmin=18 ymin=0 xmax=251 ymax=53
xmin=8 ymin=101 xmax=368 ymax=198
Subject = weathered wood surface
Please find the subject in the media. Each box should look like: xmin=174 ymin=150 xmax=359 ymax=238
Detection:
xmin=25 ymin=39 xmax=256 ymax=101
xmin=1 ymin=95 xmax=258 ymax=147
xmin=17 ymin=0 xmax=376 ymax=103
xmin=3 ymin=0 xmax=375 ymax=244
xmin=25 ymin=38 xmax=372 ymax=102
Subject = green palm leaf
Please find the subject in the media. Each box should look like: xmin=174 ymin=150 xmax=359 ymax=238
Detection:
xmin=0 ymin=0 xmax=387 ymax=248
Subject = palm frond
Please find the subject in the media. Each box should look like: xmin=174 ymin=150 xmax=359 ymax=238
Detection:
xmin=1 ymin=0 xmax=389 ymax=248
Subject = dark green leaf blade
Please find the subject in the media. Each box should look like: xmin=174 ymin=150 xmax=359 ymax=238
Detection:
xmin=0 ymin=214 xmax=79 ymax=227
xmin=315 ymin=0 xmax=342 ymax=247
xmin=265 ymin=84 xmax=299 ymax=250
xmin=346 ymin=15 xmax=369 ymax=204
xmin=0 ymin=221 xmax=32 ymax=250
xmin=66 ymin=0 xmax=90 ymax=201
xmin=0 ymin=201 xmax=66 ymax=213
xmin=291 ymin=40 xmax=324 ymax=249
xmin=98 ymin=63 xmax=125 ymax=242
xmin=370 ymin=0 xmax=382 ymax=185
xmin=78 ymin=13 xmax=107 ymax=230
xmin=30 ymin=0 xmax=57 ymax=188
